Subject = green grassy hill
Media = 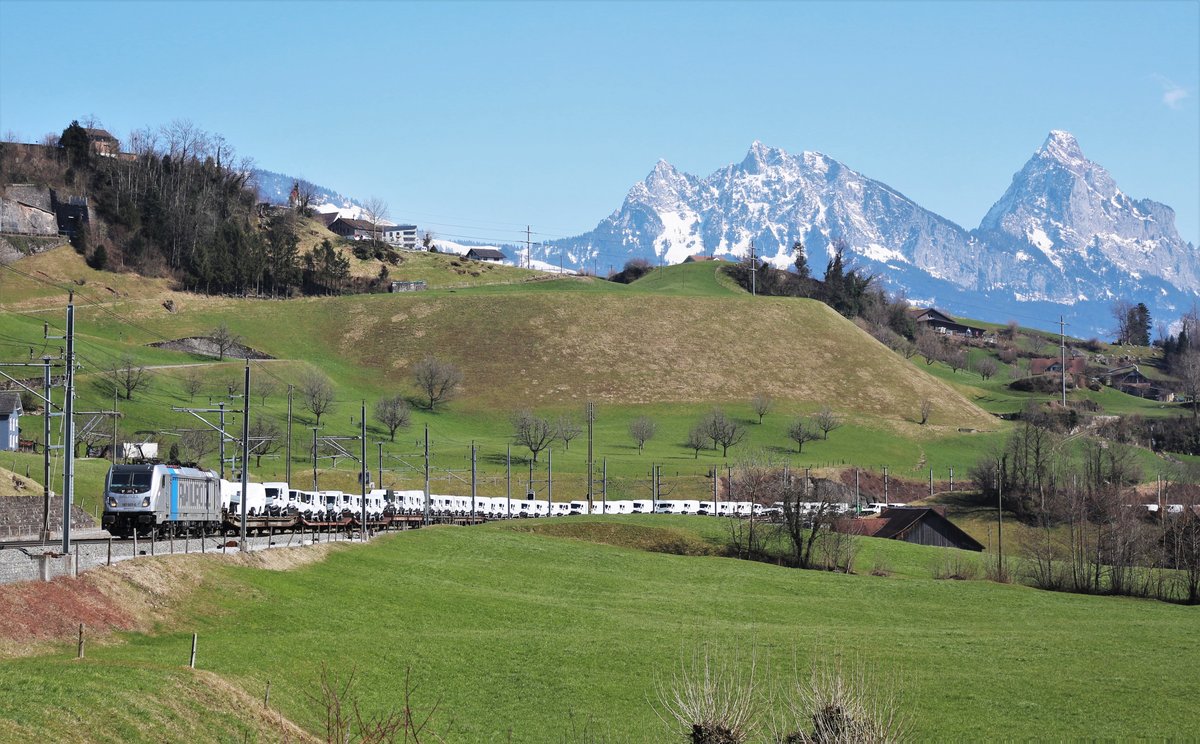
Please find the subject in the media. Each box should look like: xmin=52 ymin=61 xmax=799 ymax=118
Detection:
xmin=0 ymin=247 xmax=1011 ymax=514
xmin=1 ymin=518 xmax=1196 ymax=741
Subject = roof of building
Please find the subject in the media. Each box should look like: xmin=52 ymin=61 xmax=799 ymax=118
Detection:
xmin=330 ymin=217 xmax=375 ymax=231
xmin=683 ymin=254 xmax=714 ymax=262
xmin=0 ymin=391 xmax=23 ymax=415
xmin=466 ymin=247 xmax=506 ymax=259
xmin=83 ymin=128 xmax=118 ymax=142
xmin=849 ymin=507 xmax=984 ymax=551
xmin=384 ymin=224 xmax=417 ymax=231
xmin=1030 ymin=357 xmax=1088 ymax=376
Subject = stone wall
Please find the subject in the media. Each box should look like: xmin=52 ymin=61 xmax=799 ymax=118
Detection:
xmin=0 ymin=496 xmax=96 ymax=538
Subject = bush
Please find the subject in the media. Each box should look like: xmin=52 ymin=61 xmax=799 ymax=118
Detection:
xmin=771 ymin=656 xmax=905 ymax=744
xmin=609 ymin=258 xmax=653 ymax=284
xmin=931 ymin=554 xmax=978 ymax=580
xmin=656 ymin=647 xmax=761 ymax=744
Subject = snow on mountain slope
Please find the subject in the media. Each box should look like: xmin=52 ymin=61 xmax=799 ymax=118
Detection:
xmin=549 ymin=133 xmax=1198 ymax=335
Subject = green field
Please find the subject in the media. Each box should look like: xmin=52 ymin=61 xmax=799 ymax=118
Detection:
xmin=1 ymin=518 xmax=1196 ymax=741
xmin=1 ymin=247 xmax=1022 ymax=516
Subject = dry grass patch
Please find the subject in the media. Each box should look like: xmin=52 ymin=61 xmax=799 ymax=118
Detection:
xmin=506 ymin=520 xmax=718 ymax=556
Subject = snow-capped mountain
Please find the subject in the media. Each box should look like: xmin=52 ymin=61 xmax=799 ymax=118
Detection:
xmin=251 ymin=168 xmax=365 ymax=214
xmin=548 ymin=133 xmax=1198 ymax=335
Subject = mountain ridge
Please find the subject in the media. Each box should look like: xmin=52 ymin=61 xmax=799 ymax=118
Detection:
xmin=548 ymin=132 xmax=1198 ymax=335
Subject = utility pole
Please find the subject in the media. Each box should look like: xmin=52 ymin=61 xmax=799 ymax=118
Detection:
xmin=712 ymin=466 xmax=718 ymax=517
xmin=42 ymin=357 xmax=52 ymax=542
xmin=546 ymin=447 xmax=552 ymax=514
xmin=111 ymin=387 xmax=118 ymax=465
xmin=526 ymin=225 xmax=532 ymax=270
xmin=377 ymin=441 xmax=384 ymax=491
xmin=1059 ymin=315 xmax=1069 ymax=407
xmin=506 ymin=444 xmax=512 ymax=518
xmin=470 ymin=441 xmax=477 ymax=525
xmin=602 ymin=458 xmax=607 ymax=513
xmin=62 ymin=293 xmax=76 ymax=554
xmin=360 ymin=401 xmax=367 ymax=542
xmin=996 ymin=461 xmax=1004 ymax=575
xmin=586 ymin=401 xmax=594 ymax=512
xmin=311 ymin=428 xmax=319 ymax=491
xmin=286 ymin=385 xmax=293 ymax=486
xmin=238 ymin=362 xmax=250 ymax=551
xmin=218 ymin=402 xmax=226 ymax=479
xmin=423 ymin=424 xmax=430 ymax=524
xmin=749 ymin=239 xmax=756 ymax=296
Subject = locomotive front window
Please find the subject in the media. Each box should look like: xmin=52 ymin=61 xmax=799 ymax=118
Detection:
xmin=110 ymin=472 xmax=153 ymax=492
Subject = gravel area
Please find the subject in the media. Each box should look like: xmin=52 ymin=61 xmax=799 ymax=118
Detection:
xmin=0 ymin=526 xmax=374 ymax=585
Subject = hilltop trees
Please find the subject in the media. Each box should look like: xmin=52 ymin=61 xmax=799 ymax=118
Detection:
xmin=1112 ymin=300 xmax=1151 ymax=346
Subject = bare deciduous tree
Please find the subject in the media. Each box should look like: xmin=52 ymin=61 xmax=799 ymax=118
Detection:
xmin=685 ymin=423 xmax=709 ymax=459
xmin=704 ymin=408 xmax=746 ymax=457
xmin=374 ymin=395 xmax=411 ymax=441
xmin=555 ymin=414 xmax=582 ymax=451
xmin=786 ymin=418 xmax=820 ymax=453
xmin=210 ymin=323 xmax=242 ymax=360
xmin=975 ymin=357 xmax=998 ymax=380
xmin=946 ymin=347 xmax=967 ymax=374
xmin=750 ymin=393 xmax=773 ymax=424
xmin=629 ymin=415 xmax=657 ymax=454
xmin=180 ymin=368 xmax=204 ymax=401
xmin=362 ymin=197 xmax=390 ymax=244
xmin=918 ymin=398 xmax=932 ymax=426
xmin=106 ymin=355 xmax=151 ymax=400
xmin=813 ymin=406 xmax=842 ymax=440
xmin=252 ymin=375 xmax=276 ymax=406
xmin=1177 ymin=350 xmax=1200 ymax=422
xmin=180 ymin=429 xmax=215 ymax=464
xmin=512 ymin=409 xmax=557 ymax=463
xmin=299 ymin=370 xmax=336 ymax=426
xmin=916 ymin=330 xmax=941 ymax=366
xmin=411 ymin=356 xmax=462 ymax=411
xmin=248 ymin=416 xmax=282 ymax=467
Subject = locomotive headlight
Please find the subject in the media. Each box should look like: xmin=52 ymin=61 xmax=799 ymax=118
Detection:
xmin=108 ymin=497 xmax=117 ymax=508
xmin=142 ymin=496 xmax=151 ymax=507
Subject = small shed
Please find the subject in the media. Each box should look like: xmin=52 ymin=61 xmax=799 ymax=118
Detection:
xmin=0 ymin=392 xmax=23 ymax=452
xmin=388 ymin=280 xmax=427 ymax=293
xmin=465 ymin=247 xmax=506 ymax=263
xmin=846 ymin=507 xmax=983 ymax=551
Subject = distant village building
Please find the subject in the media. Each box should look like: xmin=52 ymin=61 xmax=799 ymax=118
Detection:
xmin=908 ymin=307 xmax=985 ymax=338
xmin=328 ymin=217 xmax=377 ymax=241
xmin=843 ymin=507 xmax=984 ymax=551
xmin=381 ymin=224 xmax=419 ymax=250
xmin=683 ymin=254 xmax=714 ymax=263
xmin=84 ymin=128 xmax=120 ymax=157
xmin=1030 ymin=356 xmax=1089 ymax=388
xmin=1103 ymin=364 xmax=1173 ymax=401
xmin=388 ymin=280 xmax=427 ymax=293
xmin=0 ymin=392 xmax=22 ymax=452
xmin=465 ymin=247 xmax=506 ymax=263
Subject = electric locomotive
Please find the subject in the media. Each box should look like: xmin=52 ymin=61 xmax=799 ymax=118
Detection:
xmin=102 ymin=463 xmax=221 ymax=537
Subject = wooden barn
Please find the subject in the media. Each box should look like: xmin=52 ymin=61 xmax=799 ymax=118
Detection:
xmin=845 ymin=507 xmax=984 ymax=551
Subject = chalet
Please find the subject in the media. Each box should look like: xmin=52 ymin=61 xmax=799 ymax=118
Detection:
xmin=84 ymin=128 xmax=120 ymax=157
xmin=465 ymin=247 xmax=506 ymax=263
xmin=683 ymin=254 xmax=714 ymax=263
xmin=328 ymin=217 xmax=377 ymax=240
xmin=907 ymin=307 xmax=985 ymax=338
xmin=381 ymin=224 xmax=419 ymax=250
xmin=843 ymin=507 xmax=984 ymax=551
xmin=1030 ymin=356 xmax=1089 ymax=387
xmin=1103 ymin=365 xmax=1173 ymax=401
xmin=0 ymin=392 xmax=22 ymax=452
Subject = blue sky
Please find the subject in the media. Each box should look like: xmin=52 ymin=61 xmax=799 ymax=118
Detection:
xmin=1 ymin=0 xmax=1197 ymax=247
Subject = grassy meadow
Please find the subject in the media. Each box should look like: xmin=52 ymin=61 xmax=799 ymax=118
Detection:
xmin=1 ymin=517 xmax=1196 ymax=741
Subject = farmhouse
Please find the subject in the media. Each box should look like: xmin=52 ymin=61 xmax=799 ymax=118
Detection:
xmin=1103 ymin=365 xmax=1172 ymax=401
xmin=844 ymin=507 xmax=984 ymax=551
xmin=328 ymin=217 xmax=377 ymax=240
xmin=683 ymin=254 xmax=714 ymax=263
xmin=908 ymin=307 xmax=985 ymax=338
xmin=1030 ymin=356 xmax=1089 ymax=388
xmin=465 ymin=247 xmax=506 ymax=263
xmin=84 ymin=128 xmax=120 ymax=157
xmin=0 ymin=392 xmax=22 ymax=452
